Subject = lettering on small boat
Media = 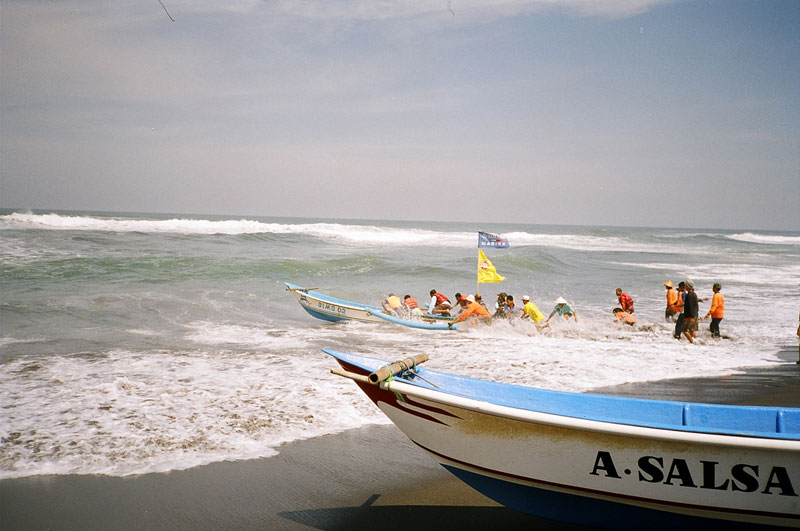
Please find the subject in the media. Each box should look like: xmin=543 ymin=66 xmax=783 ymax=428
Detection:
xmin=590 ymin=451 xmax=798 ymax=496
xmin=298 ymin=294 xmax=348 ymax=316
xmin=316 ymin=301 xmax=347 ymax=316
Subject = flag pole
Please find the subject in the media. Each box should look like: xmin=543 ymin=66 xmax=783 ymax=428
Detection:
xmin=476 ymin=249 xmax=480 ymax=296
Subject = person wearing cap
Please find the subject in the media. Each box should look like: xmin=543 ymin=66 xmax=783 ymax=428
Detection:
xmin=455 ymin=294 xmax=491 ymax=324
xmin=520 ymin=295 xmax=545 ymax=324
xmin=681 ymin=280 xmax=699 ymax=343
xmin=664 ymin=281 xmax=679 ymax=321
xmin=615 ymin=288 xmax=634 ymax=313
xmin=546 ymin=297 xmax=578 ymax=323
xmin=702 ymin=283 xmax=724 ymax=337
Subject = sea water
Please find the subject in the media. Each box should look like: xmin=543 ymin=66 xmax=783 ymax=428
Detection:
xmin=1 ymin=210 xmax=799 ymax=478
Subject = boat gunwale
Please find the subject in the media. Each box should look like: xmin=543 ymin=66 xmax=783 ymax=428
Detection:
xmin=383 ymin=379 xmax=800 ymax=450
xmin=324 ymin=349 xmax=800 ymax=446
xmin=285 ymin=282 xmax=378 ymax=312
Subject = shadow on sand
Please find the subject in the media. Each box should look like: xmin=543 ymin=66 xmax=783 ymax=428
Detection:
xmin=278 ymin=493 xmax=584 ymax=531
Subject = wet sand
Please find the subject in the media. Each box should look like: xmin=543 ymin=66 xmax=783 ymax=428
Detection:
xmin=3 ymin=347 xmax=798 ymax=530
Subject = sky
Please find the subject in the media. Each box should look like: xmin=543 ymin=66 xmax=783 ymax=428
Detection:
xmin=1 ymin=0 xmax=798 ymax=230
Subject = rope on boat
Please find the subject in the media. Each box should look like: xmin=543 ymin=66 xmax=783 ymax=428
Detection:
xmin=368 ymin=354 xmax=429 ymax=384
xmin=330 ymin=354 xmax=431 ymax=398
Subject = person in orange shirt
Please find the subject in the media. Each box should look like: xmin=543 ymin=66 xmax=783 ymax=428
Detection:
xmin=664 ymin=281 xmax=679 ymax=321
xmin=455 ymin=295 xmax=491 ymax=324
xmin=613 ymin=307 xmax=637 ymax=326
xmin=702 ymin=283 xmax=724 ymax=337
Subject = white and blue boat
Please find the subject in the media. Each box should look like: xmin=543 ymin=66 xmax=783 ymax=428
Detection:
xmin=326 ymin=349 xmax=800 ymax=529
xmin=285 ymin=283 xmax=457 ymax=330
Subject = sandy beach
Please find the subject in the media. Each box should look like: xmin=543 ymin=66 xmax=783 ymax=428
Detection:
xmin=3 ymin=347 xmax=798 ymax=531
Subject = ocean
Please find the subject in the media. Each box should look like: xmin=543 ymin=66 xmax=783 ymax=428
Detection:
xmin=2 ymin=210 xmax=799 ymax=479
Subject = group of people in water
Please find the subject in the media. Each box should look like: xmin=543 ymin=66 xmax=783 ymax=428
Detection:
xmin=663 ymin=280 xmax=725 ymax=343
xmin=382 ymin=281 xmax=725 ymax=341
xmin=382 ymin=289 xmax=576 ymax=329
xmin=611 ymin=281 xmax=725 ymax=342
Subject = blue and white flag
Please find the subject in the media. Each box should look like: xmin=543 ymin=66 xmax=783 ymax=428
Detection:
xmin=478 ymin=231 xmax=509 ymax=249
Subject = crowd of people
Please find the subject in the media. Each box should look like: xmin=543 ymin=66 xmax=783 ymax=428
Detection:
xmin=662 ymin=280 xmax=725 ymax=343
xmin=382 ymin=280 xmax=726 ymax=341
xmin=382 ymin=289 xmax=579 ymax=329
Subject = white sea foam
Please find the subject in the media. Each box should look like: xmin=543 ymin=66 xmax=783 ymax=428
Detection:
xmin=0 ymin=213 xmax=680 ymax=253
xmin=14 ymin=212 xmax=791 ymax=256
xmin=504 ymin=232 xmax=661 ymax=253
xmin=1 ymin=307 xmax=790 ymax=479
xmin=728 ymin=232 xmax=800 ymax=245
xmin=0 ymin=347 xmax=389 ymax=479
xmin=613 ymin=261 xmax=800 ymax=286
xmin=0 ymin=213 xmax=473 ymax=246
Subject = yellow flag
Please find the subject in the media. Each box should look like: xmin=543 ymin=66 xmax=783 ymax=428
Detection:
xmin=478 ymin=249 xmax=505 ymax=283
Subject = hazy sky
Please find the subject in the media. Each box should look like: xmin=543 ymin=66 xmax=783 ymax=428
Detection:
xmin=2 ymin=0 xmax=798 ymax=230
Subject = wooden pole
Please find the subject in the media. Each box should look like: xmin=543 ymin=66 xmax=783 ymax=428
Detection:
xmin=368 ymin=354 xmax=429 ymax=384
xmin=476 ymin=249 xmax=480 ymax=296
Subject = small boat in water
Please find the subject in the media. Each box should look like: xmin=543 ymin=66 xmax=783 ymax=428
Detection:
xmin=285 ymin=283 xmax=457 ymax=330
xmin=326 ymin=349 xmax=800 ymax=529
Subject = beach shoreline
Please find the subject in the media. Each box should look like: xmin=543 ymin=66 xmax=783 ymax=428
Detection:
xmin=3 ymin=349 xmax=799 ymax=531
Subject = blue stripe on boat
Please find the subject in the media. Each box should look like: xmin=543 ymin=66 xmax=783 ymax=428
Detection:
xmin=323 ymin=349 xmax=800 ymax=440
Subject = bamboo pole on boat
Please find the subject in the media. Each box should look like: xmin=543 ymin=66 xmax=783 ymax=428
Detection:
xmin=476 ymin=249 xmax=480 ymax=297
xmin=368 ymin=354 xmax=429 ymax=384
xmin=330 ymin=367 xmax=370 ymax=384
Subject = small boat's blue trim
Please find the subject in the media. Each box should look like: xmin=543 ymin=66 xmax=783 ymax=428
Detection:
xmin=285 ymin=282 xmax=376 ymax=312
xmin=323 ymin=349 xmax=800 ymax=440
xmin=443 ymin=465 xmax=782 ymax=530
xmin=300 ymin=306 xmax=349 ymax=323
xmin=366 ymin=308 xmax=458 ymax=331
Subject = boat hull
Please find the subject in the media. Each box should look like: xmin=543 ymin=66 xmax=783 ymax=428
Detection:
xmin=285 ymin=283 xmax=457 ymax=330
xmin=285 ymin=283 xmax=386 ymax=324
xmin=327 ymin=350 xmax=800 ymax=529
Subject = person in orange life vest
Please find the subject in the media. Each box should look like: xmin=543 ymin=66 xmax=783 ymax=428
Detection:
xmin=613 ymin=307 xmax=637 ymax=326
xmin=455 ymin=295 xmax=491 ymax=323
xmin=403 ymin=295 xmax=423 ymax=318
xmin=615 ymin=288 xmax=634 ymax=313
xmin=428 ymin=289 xmax=452 ymax=315
xmin=664 ymin=281 xmax=679 ymax=321
xmin=450 ymin=293 xmax=466 ymax=318
xmin=702 ymin=283 xmax=724 ymax=337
